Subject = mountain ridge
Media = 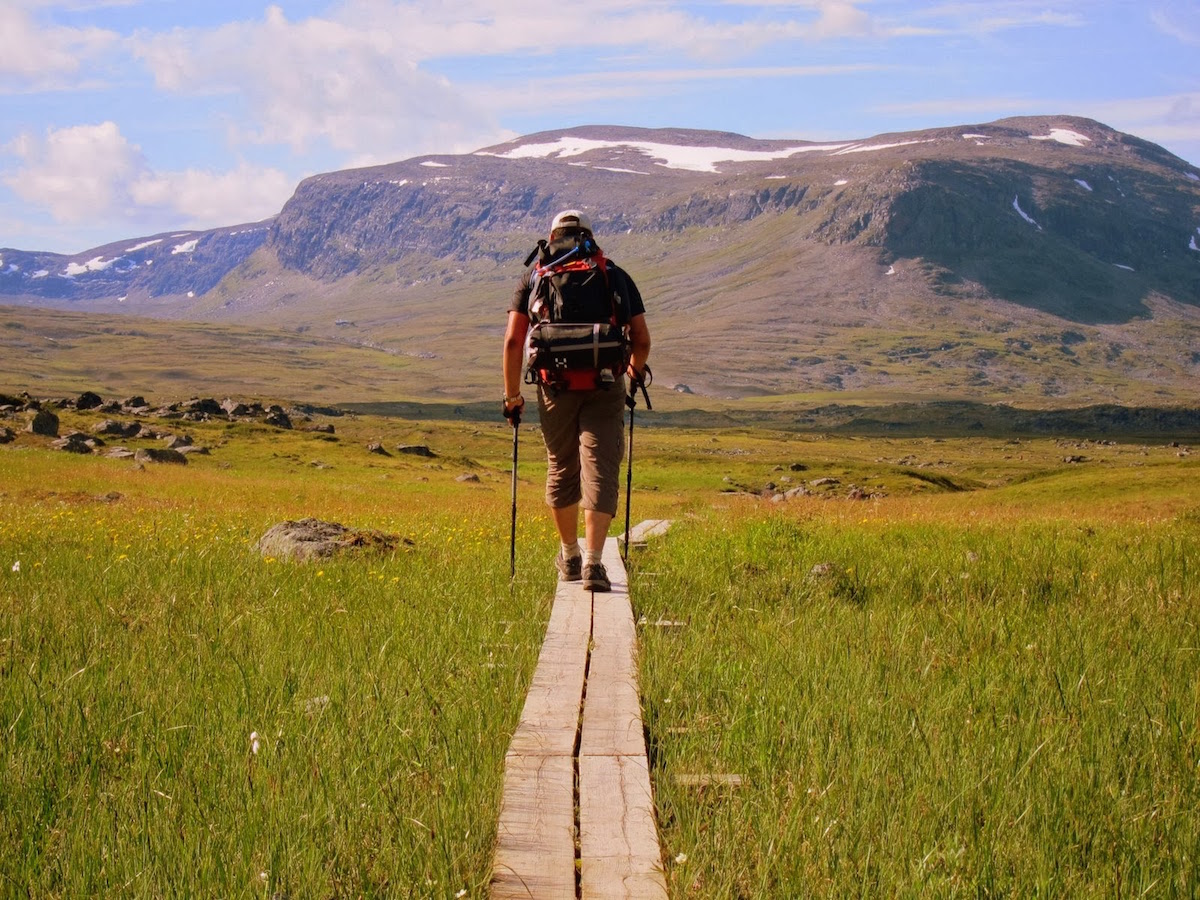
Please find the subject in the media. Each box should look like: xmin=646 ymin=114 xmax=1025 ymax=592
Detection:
xmin=2 ymin=116 xmax=1199 ymax=405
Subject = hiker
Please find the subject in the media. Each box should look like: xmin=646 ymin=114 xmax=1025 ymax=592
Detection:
xmin=502 ymin=210 xmax=652 ymax=591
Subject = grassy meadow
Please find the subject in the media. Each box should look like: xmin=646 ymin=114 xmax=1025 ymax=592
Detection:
xmin=2 ymin=401 xmax=1198 ymax=897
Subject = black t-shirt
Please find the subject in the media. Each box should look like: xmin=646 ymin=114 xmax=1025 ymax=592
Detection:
xmin=510 ymin=257 xmax=646 ymax=322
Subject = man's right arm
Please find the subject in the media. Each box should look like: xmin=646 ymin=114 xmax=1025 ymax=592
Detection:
xmin=503 ymin=310 xmax=529 ymax=416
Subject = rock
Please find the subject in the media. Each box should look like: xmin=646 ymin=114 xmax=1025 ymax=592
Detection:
xmin=264 ymin=410 xmax=292 ymax=429
xmin=164 ymin=434 xmax=193 ymax=449
xmin=673 ymin=384 xmax=694 ymax=394
xmin=789 ymin=462 xmax=808 ymax=472
xmin=257 ymin=518 xmax=412 ymax=561
xmin=221 ymin=398 xmax=252 ymax=416
xmin=177 ymin=445 xmax=209 ymax=455
xmin=52 ymin=432 xmax=97 ymax=453
xmin=456 ymin=473 xmax=481 ymax=483
xmin=0 ymin=427 xmax=14 ymax=444
xmin=106 ymin=448 xmax=136 ymax=459
xmin=121 ymin=396 xmax=148 ymax=409
xmin=93 ymin=419 xmax=142 ymax=437
xmin=25 ymin=409 xmax=59 ymax=436
xmin=76 ymin=391 xmax=103 ymax=410
xmin=396 ymin=444 xmax=436 ymax=457
xmin=308 ymin=423 xmax=336 ymax=434
xmin=182 ymin=398 xmax=223 ymax=417
xmin=134 ymin=448 xmax=188 ymax=465
xmin=810 ymin=477 xmax=841 ymax=487
xmin=367 ymin=441 xmax=391 ymax=456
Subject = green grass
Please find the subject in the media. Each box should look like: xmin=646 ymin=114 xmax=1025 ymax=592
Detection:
xmin=635 ymin=508 xmax=1200 ymax=897
xmin=2 ymin=407 xmax=1198 ymax=895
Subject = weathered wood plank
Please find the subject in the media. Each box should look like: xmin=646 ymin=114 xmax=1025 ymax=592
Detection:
xmin=579 ymin=754 xmax=668 ymax=899
xmin=580 ymin=564 xmax=644 ymax=757
xmin=620 ymin=519 xmax=673 ymax=549
xmin=491 ymin=753 xmax=577 ymax=899
xmin=507 ymin=584 xmax=591 ymax=757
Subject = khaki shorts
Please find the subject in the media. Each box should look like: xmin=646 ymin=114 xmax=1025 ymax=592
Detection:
xmin=537 ymin=381 xmax=626 ymax=515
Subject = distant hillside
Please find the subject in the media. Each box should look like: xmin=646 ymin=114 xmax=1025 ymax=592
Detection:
xmin=2 ymin=116 xmax=1199 ymax=406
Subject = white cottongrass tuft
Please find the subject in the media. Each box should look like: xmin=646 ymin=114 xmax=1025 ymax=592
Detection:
xmin=675 ymin=852 xmax=688 ymax=864
xmin=11 ymin=561 xmax=18 ymax=573
xmin=250 ymin=731 xmax=260 ymax=754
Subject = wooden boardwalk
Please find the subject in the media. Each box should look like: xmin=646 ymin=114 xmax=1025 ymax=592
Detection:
xmin=492 ymin=536 xmax=668 ymax=899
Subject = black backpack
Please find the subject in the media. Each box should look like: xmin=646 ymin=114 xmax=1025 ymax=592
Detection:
xmin=524 ymin=234 xmax=629 ymax=391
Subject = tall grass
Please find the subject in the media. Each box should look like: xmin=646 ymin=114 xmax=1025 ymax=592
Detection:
xmin=637 ymin=512 xmax=1200 ymax=897
xmin=1 ymin=437 xmax=552 ymax=897
xmin=3 ymin=412 xmax=1196 ymax=896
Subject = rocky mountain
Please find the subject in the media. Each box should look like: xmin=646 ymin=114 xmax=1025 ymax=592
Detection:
xmin=2 ymin=116 xmax=1199 ymax=404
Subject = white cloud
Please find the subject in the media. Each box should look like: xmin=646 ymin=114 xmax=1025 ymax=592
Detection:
xmin=131 ymin=5 xmax=506 ymax=165
xmin=3 ymin=121 xmax=141 ymax=222
xmin=3 ymin=121 xmax=292 ymax=230
xmin=1151 ymin=2 xmax=1200 ymax=45
xmin=0 ymin=4 xmax=118 ymax=86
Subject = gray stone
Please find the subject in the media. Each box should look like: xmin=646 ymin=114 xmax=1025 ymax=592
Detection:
xmin=93 ymin=419 xmax=142 ymax=437
xmin=0 ymin=427 xmax=14 ymax=444
xmin=26 ymin=409 xmax=58 ymax=436
xmin=257 ymin=518 xmax=412 ymax=561
xmin=135 ymin=448 xmax=188 ymax=465
xmin=396 ymin=444 xmax=436 ymax=457
xmin=76 ymin=391 xmax=103 ymax=410
xmin=367 ymin=442 xmax=390 ymax=456
xmin=456 ymin=473 xmax=481 ymax=483
xmin=52 ymin=432 xmax=100 ymax=453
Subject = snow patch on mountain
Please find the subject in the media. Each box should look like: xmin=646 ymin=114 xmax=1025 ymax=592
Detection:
xmin=478 ymin=137 xmax=847 ymax=173
xmin=171 ymin=240 xmax=198 ymax=255
xmin=64 ymin=256 xmax=118 ymax=276
xmin=1012 ymin=196 xmax=1041 ymax=229
xmin=1075 ymin=179 xmax=1093 ymax=191
xmin=834 ymin=139 xmax=934 ymax=155
xmin=125 ymin=238 xmax=163 ymax=253
xmin=1031 ymin=128 xmax=1091 ymax=147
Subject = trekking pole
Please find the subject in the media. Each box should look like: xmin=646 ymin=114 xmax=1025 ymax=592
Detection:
xmin=624 ymin=388 xmax=636 ymax=562
xmin=623 ymin=366 xmax=652 ymax=562
xmin=506 ymin=405 xmax=521 ymax=579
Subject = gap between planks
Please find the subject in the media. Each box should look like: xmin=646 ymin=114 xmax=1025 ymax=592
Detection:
xmin=492 ymin=530 xmax=669 ymax=899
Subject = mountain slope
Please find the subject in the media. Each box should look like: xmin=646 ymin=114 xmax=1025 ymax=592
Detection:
xmin=2 ymin=117 xmax=1199 ymax=405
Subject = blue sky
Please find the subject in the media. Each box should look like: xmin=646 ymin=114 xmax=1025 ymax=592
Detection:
xmin=2 ymin=0 xmax=1199 ymax=254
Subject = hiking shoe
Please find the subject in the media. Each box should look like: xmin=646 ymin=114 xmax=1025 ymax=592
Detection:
xmin=583 ymin=562 xmax=611 ymax=593
xmin=556 ymin=551 xmax=582 ymax=582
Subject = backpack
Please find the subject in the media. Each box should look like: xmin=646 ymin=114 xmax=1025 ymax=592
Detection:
xmin=523 ymin=233 xmax=630 ymax=392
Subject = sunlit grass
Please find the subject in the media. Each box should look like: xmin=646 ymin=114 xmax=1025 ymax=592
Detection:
xmin=2 ymin=406 xmax=1197 ymax=895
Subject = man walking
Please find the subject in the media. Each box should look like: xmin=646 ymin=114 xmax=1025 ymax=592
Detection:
xmin=502 ymin=210 xmax=652 ymax=591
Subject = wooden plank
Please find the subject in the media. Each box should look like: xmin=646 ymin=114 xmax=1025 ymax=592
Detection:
xmin=491 ymin=753 xmax=577 ymax=899
xmin=580 ymin=565 xmax=644 ymax=757
xmin=579 ymin=755 xmax=668 ymax=899
xmin=507 ymin=584 xmax=591 ymax=757
xmin=620 ymin=519 xmax=673 ymax=548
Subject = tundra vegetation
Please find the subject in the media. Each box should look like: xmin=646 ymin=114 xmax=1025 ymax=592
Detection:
xmin=2 ymin=401 xmax=1197 ymax=897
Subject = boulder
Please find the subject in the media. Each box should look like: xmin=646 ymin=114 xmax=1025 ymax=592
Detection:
xmin=264 ymin=410 xmax=292 ymax=429
xmin=25 ymin=409 xmax=59 ymax=436
xmin=93 ymin=419 xmax=142 ymax=437
xmin=182 ymin=398 xmax=223 ymax=416
xmin=308 ymin=423 xmax=336 ymax=434
xmin=396 ymin=444 xmax=436 ymax=458
xmin=164 ymin=434 xmax=193 ymax=449
xmin=257 ymin=518 xmax=412 ymax=561
xmin=76 ymin=391 xmax=103 ymax=410
xmin=52 ymin=432 xmax=98 ymax=453
xmin=456 ymin=473 xmax=481 ymax=483
xmin=0 ymin=427 xmax=14 ymax=444
xmin=367 ymin=442 xmax=390 ymax=456
xmin=121 ymin=396 xmax=149 ymax=410
xmin=135 ymin=448 xmax=188 ymax=465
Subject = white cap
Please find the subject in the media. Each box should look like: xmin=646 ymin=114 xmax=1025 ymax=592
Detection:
xmin=550 ymin=209 xmax=592 ymax=234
